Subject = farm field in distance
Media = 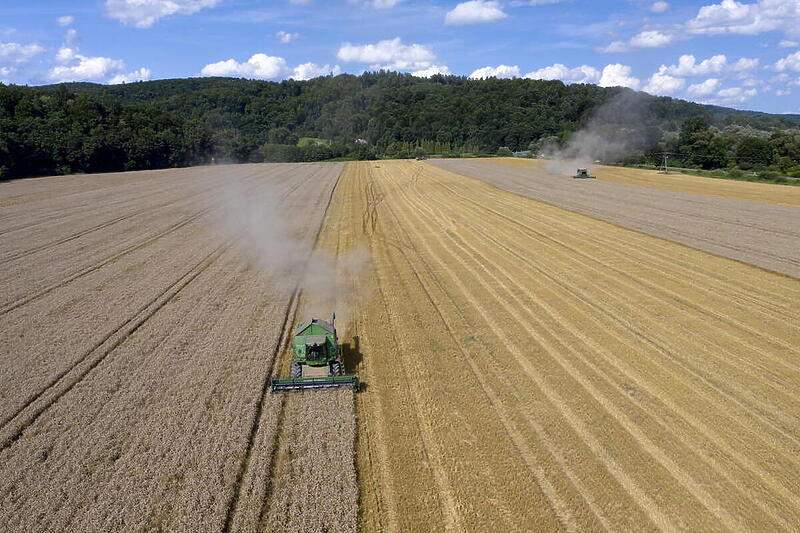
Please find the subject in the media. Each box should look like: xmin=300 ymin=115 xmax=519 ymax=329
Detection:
xmin=2 ymin=159 xmax=799 ymax=532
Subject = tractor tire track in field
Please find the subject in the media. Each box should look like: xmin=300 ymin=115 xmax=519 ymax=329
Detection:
xmin=224 ymin=166 xmax=359 ymax=533
xmin=0 ymin=241 xmax=231 ymax=450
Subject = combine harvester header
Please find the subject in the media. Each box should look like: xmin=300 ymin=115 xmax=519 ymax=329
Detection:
xmin=270 ymin=313 xmax=359 ymax=392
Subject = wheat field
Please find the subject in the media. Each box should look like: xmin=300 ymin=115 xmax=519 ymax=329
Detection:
xmin=1 ymin=159 xmax=798 ymax=532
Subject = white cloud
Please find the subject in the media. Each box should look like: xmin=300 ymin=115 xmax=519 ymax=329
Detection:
xmin=411 ymin=64 xmax=451 ymax=77
xmin=65 ymin=28 xmax=78 ymax=47
xmin=602 ymin=30 xmax=674 ymax=52
xmin=200 ymin=54 xmax=288 ymax=79
xmin=57 ymin=15 xmax=75 ymax=27
xmin=663 ymin=54 xmax=728 ymax=76
xmin=643 ymin=71 xmax=685 ymax=94
xmin=599 ymin=63 xmax=640 ymax=89
xmin=688 ymin=78 xmax=721 ymax=95
xmin=445 ymin=0 xmax=507 ymax=25
xmin=524 ymin=63 xmax=600 ymax=84
xmin=715 ymin=86 xmax=757 ymax=103
xmin=600 ymin=41 xmax=628 ymax=53
xmin=687 ymin=0 xmax=800 ymax=35
xmin=55 ymin=47 xmax=77 ymax=63
xmin=733 ymin=57 xmax=759 ymax=70
xmin=651 ymin=1 xmax=670 ymax=13
xmin=276 ymin=31 xmax=299 ymax=44
xmin=290 ymin=62 xmax=340 ymax=80
xmin=200 ymin=54 xmax=339 ymax=81
xmin=469 ymin=64 xmax=520 ymax=79
xmin=629 ymin=30 xmax=674 ymax=48
xmin=49 ymin=55 xmax=125 ymax=82
xmin=776 ymin=50 xmax=800 ymax=72
xmin=0 ymin=42 xmax=45 ymax=64
xmin=776 ymin=88 xmax=791 ymax=95
xmin=105 ymin=0 xmax=221 ymax=28
xmin=109 ymin=67 xmax=151 ymax=84
xmin=780 ymin=39 xmax=799 ymax=47
xmin=350 ymin=0 xmax=400 ymax=7
xmin=337 ymin=38 xmax=436 ymax=71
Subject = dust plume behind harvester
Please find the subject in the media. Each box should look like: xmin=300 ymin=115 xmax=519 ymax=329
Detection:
xmin=270 ymin=313 xmax=359 ymax=392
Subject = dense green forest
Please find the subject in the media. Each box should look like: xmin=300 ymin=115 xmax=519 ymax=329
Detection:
xmin=2 ymin=72 xmax=800 ymax=180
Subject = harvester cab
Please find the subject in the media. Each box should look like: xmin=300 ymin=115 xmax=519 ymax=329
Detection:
xmin=574 ymin=168 xmax=594 ymax=179
xmin=270 ymin=313 xmax=359 ymax=392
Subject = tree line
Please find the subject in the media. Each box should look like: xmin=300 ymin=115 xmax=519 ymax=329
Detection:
xmin=2 ymin=72 xmax=799 ymax=180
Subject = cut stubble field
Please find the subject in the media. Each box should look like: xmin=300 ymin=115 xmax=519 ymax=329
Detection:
xmin=1 ymin=158 xmax=799 ymax=532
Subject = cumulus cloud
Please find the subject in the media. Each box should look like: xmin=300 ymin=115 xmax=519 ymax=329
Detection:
xmin=524 ymin=63 xmax=600 ymax=84
xmin=598 ymin=63 xmax=640 ymax=89
xmin=469 ymin=64 xmax=520 ymax=79
xmin=651 ymin=1 xmax=670 ymax=13
xmin=629 ymin=30 xmax=674 ymax=48
xmin=776 ymin=50 xmax=800 ymax=72
xmin=55 ymin=47 xmax=77 ymax=63
xmin=411 ymin=64 xmax=451 ymax=77
xmin=200 ymin=54 xmax=339 ymax=81
xmin=0 ymin=42 xmax=45 ymax=64
xmin=201 ymin=54 xmax=288 ymax=79
xmin=49 ymin=55 xmax=125 ymax=82
xmin=276 ymin=31 xmax=299 ymax=44
xmin=715 ymin=86 xmax=757 ymax=103
xmin=688 ymin=78 xmax=721 ymax=95
xmin=602 ymin=30 xmax=674 ymax=52
xmin=105 ymin=0 xmax=221 ymax=28
xmin=687 ymin=0 xmax=800 ymax=35
xmin=780 ymin=39 xmax=799 ymax=47
xmin=445 ymin=0 xmax=507 ymax=25
xmin=337 ymin=38 xmax=437 ymax=71
xmin=349 ymin=0 xmax=400 ymax=7
xmin=57 ymin=15 xmax=75 ymax=27
xmin=643 ymin=71 xmax=685 ymax=94
xmin=733 ymin=57 xmax=759 ymax=70
xmin=109 ymin=67 xmax=152 ymax=84
xmin=663 ymin=53 xmax=728 ymax=76
xmin=291 ymin=62 xmax=341 ymax=80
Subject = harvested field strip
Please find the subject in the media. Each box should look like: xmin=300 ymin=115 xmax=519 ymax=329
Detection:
xmin=430 ymin=158 xmax=800 ymax=277
xmin=495 ymin=157 xmax=800 ymax=206
xmin=347 ymin=160 xmax=800 ymax=531
xmin=226 ymin=165 xmax=359 ymax=533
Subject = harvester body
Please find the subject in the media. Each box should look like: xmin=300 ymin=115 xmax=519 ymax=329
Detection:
xmin=574 ymin=168 xmax=594 ymax=179
xmin=270 ymin=314 xmax=358 ymax=392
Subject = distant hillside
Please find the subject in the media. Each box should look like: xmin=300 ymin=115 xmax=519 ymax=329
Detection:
xmin=2 ymin=72 xmax=800 ymax=179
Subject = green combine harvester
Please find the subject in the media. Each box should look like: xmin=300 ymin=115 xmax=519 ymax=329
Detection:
xmin=270 ymin=313 xmax=359 ymax=392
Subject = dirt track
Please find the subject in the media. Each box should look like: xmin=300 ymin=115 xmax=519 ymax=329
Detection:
xmin=347 ymin=160 xmax=800 ymax=532
xmin=0 ymin=163 xmax=356 ymax=532
xmin=430 ymin=158 xmax=800 ymax=278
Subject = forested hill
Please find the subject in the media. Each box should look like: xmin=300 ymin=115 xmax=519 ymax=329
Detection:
xmin=2 ymin=72 xmax=800 ymax=180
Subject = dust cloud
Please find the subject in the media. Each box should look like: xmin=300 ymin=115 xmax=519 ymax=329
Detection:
xmin=544 ymin=91 xmax=653 ymax=176
xmin=217 ymin=173 xmax=370 ymax=334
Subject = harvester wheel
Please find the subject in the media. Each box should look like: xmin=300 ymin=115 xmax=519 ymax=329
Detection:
xmin=290 ymin=362 xmax=302 ymax=378
xmin=330 ymin=360 xmax=342 ymax=376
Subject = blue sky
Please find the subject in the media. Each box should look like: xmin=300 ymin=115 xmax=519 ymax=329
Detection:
xmin=2 ymin=0 xmax=800 ymax=113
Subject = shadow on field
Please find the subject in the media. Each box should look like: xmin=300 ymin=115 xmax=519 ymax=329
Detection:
xmin=341 ymin=335 xmax=366 ymax=392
